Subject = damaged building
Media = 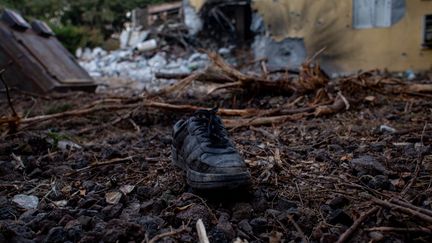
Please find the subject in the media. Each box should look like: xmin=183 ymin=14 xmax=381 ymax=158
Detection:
xmin=0 ymin=9 xmax=96 ymax=93
xmin=185 ymin=0 xmax=432 ymax=75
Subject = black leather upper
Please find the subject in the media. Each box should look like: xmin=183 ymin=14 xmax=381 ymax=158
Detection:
xmin=172 ymin=109 xmax=247 ymax=174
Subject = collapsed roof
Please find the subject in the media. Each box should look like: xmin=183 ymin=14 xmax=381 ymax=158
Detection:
xmin=0 ymin=9 xmax=96 ymax=94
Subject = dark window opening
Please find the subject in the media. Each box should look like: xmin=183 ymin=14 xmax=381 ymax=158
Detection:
xmin=200 ymin=1 xmax=253 ymax=46
xmin=423 ymin=15 xmax=432 ymax=48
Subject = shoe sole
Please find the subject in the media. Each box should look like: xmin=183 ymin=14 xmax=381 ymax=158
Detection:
xmin=171 ymin=146 xmax=251 ymax=189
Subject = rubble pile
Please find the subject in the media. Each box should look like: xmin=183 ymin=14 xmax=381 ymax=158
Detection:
xmin=78 ymin=47 xmax=210 ymax=92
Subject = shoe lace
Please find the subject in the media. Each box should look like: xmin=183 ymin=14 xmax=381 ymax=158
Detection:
xmin=193 ymin=107 xmax=229 ymax=148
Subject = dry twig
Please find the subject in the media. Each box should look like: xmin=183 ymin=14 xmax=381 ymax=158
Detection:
xmin=373 ymin=198 xmax=432 ymax=224
xmin=288 ymin=214 xmax=309 ymax=243
xmin=336 ymin=206 xmax=379 ymax=243
xmin=389 ymin=198 xmax=432 ymax=218
xmin=146 ymin=225 xmax=188 ymax=243
xmin=366 ymin=226 xmax=432 ymax=233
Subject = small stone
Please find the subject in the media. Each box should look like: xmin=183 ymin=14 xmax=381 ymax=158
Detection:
xmin=379 ymin=125 xmax=396 ymax=134
xmin=77 ymin=197 xmax=98 ymax=208
xmin=232 ymin=203 xmax=253 ymax=221
xmin=27 ymin=213 xmax=48 ymax=230
xmin=102 ymin=203 xmax=124 ymax=219
xmin=216 ymin=213 xmax=235 ymax=239
xmin=369 ymin=231 xmax=384 ymax=241
xmin=328 ymin=196 xmax=350 ymax=209
xmin=28 ymin=168 xmax=42 ymax=178
xmin=12 ymin=194 xmax=39 ymax=209
xmin=238 ymin=219 xmax=253 ymax=235
xmin=44 ymin=226 xmax=66 ymax=243
xmin=119 ymin=185 xmax=135 ymax=195
xmin=81 ymin=181 xmax=95 ymax=191
xmin=350 ymin=155 xmax=387 ymax=175
xmin=120 ymin=202 xmax=141 ymax=220
xmin=320 ymin=233 xmax=339 ymax=243
xmin=275 ymin=198 xmax=297 ymax=211
xmin=370 ymin=143 xmax=385 ymax=152
xmin=64 ymin=220 xmax=82 ymax=241
xmin=53 ymin=200 xmax=68 ymax=207
xmin=367 ymin=175 xmax=392 ymax=190
xmin=137 ymin=216 xmax=165 ymax=237
xmin=176 ymin=204 xmax=211 ymax=226
xmin=1 ymin=222 xmax=34 ymax=239
xmin=18 ymin=209 xmax=38 ymax=223
xmin=59 ymin=214 xmax=74 ymax=226
xmin=249 ymin=217 xmax=268 ymax=232
xmin=265 ymin=209 xmax=282 ymax=217
xmin=105 ymin=191 xmax=122 ymax=205
xmin=136 ymin=186 xmax=151 ymax=199
xmin=77 ymin=215 xmax=92 ymax=228
xmin=327 ymin=209 xmax=353 ymax=226
xmin=210 ymin=228 xmax=230 ymax=242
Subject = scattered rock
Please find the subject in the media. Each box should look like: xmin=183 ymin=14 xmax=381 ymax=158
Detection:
xmin=137 ymin=216 xmax=164 ymax=237
xmin=379 ymin=125 xmax=396 ymax=134
xmin=53 ymin=200 xmax=68 ymax=207
xmin=64 ymin=220 xmax=83 ymax=242
xmin=57 ymin=140 xmax=82 ymax=151
xmin=0 ymin=199 xmax=18 ymax=220
xmin=77 ymin=215 xmax=92 ymax=229
xmin=1 ymin=221 xmax=34 ymax=239
xmin=119 ymin=185 xmax=135 ymax=195
xmin=105 ymin=191 xmax=122 ymax=205
xmin=238 ymin=219 xmax=253 ymax=235
xmin=320 ymin=233 xmax=339 ymax=243
xmin=369 ymin=231 xmax=384 ymax=241
xmin=327 ymin=209 xmax=353 ymax=226
xmin=275 ymin=198 xmax=298 ymax=211
xmin=216 ymin=213 xmax=235 ymax=239
xmin=367 ymin=175 xmax=392 ymax=190
xmin=102 ymin=219 xmax=144 ymax=243
xmin=81 ymin=181 xmax=96 ymax=191
xmin=12 ymin=194 xmax=39 ymax=209
xmin=44 ymin=226 xmax=66 ymax=243
xmin=176 ymin=204 xmax=211 ymax=226
xmin=328 ymin=196 xmax=350 ymax=209
xmin=120 ymin=202 xmax=141 ymax=220
xmin=249 ymin=217 xmax=268 ymax=233
xmin=209 ymin=228 xmax=230 ymax=242
xmin=102 ymin=203 xmax=124 ymax=219
xmin=232 ymin=203 xmax=253 ymax=222
xmin=350 ymin=155 xmax=387 ymax=175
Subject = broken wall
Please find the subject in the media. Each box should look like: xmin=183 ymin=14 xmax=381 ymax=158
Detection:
xmin=190 ymin=0 xmax=432 ymax=74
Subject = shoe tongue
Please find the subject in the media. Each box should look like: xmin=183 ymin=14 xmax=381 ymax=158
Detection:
xmin=192 ymin=109 xmax=228 ymax=147
xmin=193 ymin=107 xmax=218 ymax=119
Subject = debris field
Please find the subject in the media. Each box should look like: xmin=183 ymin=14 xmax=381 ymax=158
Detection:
xmin=1 ymin=55 xmax=432 ymax=243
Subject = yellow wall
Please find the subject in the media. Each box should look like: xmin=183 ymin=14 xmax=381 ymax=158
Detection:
xmin=191 ymin=0 xmax=432 ymax=73
xmin=189 ymin=0 xmax=205 ymax=11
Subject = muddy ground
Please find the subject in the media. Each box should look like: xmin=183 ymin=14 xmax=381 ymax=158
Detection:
xmin=1 ymin=73 xmax=432 ymax=243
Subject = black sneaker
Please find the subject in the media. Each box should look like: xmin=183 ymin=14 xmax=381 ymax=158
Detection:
xmin=172 ymin=108 xmax=250 ymax=189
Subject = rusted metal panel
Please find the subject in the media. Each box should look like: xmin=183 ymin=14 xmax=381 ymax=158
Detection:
xmin=0 ymin=9 xmax=96 ymax=94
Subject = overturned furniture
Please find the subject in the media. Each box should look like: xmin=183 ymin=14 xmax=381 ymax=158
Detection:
xmin=0 ymin=9 xmax=96 ymax=94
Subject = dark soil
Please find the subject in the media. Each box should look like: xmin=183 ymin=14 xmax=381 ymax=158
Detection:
xmin=1 ymin=81 xmax=431 ymax=242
